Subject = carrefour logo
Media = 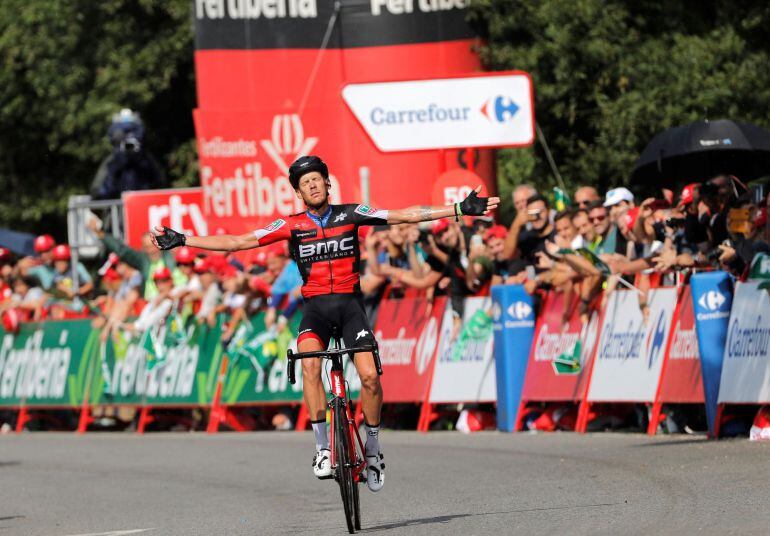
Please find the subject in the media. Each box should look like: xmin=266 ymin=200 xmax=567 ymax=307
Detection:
xmin=695 ymin=289 xmax=730 ymax=321
xmin=698 ymin=290 xmax=726 ymax=312
xmin=481 ymin=95 xmax=519 ymax=123
xmin=507 ymin=301 xmax=532 ymax=320
xmin=645 ymin=311 xmax=668 ymax=369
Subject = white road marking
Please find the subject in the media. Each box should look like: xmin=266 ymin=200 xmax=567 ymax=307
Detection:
xmin=61 ymin=529 xmax=154 ymax=536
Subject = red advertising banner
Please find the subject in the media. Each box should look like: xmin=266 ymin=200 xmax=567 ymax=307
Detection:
xmin=192 ymin=3 xmax=496 ymax=235
xmin=657 ymin=286 xmax=704 ymax=403
xmin=374 ymin=296 xmax=447 ymax=403
xmin=521 ymin=291 xmax=600 ymax=402
xmin=122 ymin=188 xmax=206 ymax=249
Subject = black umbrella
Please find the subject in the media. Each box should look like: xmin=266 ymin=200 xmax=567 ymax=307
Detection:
xmin=632 ymin=119 xmax=770 ymax=184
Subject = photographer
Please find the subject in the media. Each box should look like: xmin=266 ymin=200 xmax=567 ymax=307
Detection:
xmin=717 ymin=190 xmax=770 ymax=277
xmin=503 ymin=193 xmax=556 ymax=271
xmin=90 ymin=108 xmax=164 ymax=200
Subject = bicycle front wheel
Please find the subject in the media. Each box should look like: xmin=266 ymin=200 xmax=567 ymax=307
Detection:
xmin=334 ymin=397 xmax=356 ymax=534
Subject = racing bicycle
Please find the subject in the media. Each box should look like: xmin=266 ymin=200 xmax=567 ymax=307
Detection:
xmin=287 ymin=328 xmax=382 ymax=534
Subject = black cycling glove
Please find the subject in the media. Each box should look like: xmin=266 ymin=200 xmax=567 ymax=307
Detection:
xmin=155 ymin=226 xmax=186 ymax=250
xmin=457 ymin=190 xmax=489 ymax=217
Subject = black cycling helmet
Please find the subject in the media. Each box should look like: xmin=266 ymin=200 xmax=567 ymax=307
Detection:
xmin=288 ymin=155 xmax=329 ymax=190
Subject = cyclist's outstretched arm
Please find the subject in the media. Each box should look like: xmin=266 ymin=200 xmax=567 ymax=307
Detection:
xmin=386 ymin=186 xmax=500 ymax=224
xmin=152 ymin=226 xmax=260 ymax=252
xmin=152 ymin=217 xmax=290 ymax=251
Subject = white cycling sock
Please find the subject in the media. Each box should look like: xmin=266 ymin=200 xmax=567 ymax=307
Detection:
xmin=364 ymin=421 xmax=380 ymax=456
xmin=311 ymin=419 xmax=329 ymax=451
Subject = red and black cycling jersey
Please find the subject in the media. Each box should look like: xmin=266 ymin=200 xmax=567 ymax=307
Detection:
xmin=253 ymin=204 xmax=389 ymax=298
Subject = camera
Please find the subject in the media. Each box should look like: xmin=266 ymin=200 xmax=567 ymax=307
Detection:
xmin=705 ymin=239 xmax=733 ymax=262
xmin=665 ymin=217 xmax=686 ymax=228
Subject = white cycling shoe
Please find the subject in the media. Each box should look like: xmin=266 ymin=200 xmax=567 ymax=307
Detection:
xmin=313 ymin=448 xmax=332 ymax=479
xmin=365 ymin=452 xmax=385 ymax=492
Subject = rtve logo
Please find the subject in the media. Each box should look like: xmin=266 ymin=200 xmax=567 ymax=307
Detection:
xmin=480 ymin=95 xmax=520 ymax=123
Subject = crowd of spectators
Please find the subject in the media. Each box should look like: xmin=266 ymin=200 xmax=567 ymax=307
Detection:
xmin=1 ymin=174 xmax=768 ymax=342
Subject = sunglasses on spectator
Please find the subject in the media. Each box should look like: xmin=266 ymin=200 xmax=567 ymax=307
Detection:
xmin=589 ymin=214 xmax=606 ymax=223
xmin=577 ymin=200 xmax=592 ymax=207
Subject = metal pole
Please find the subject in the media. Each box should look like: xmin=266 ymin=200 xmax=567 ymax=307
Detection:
xmin=536 ymin=122 xmax=568 ymax=193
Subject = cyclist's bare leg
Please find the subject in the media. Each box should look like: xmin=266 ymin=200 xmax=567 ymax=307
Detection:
xmin=298 ymin=338 xmax=327 ymax=421
xmin=354 ymin=351 xmax=382 ymax=426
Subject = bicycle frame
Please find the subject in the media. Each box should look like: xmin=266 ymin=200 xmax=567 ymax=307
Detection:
xmin=326 ymin=353 xmax=367 ymax=481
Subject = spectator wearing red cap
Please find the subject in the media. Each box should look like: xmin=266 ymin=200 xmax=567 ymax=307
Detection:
xmin=125 ymin=266 xmax=175 ymax=333
xmin=20 ymin=234 xmax=57 ymax=290
xmin=185 ymin=257 xmax=222 ymax=326
xmin=93 ymin=254 xmax=143 ymax=343
xmin=50 ymin=244 xmax=94 ymax=301
xmin=676 ymin=182 xmax=710 ymax=251
xmin=170 ymin=246 xmax=202 ymax=300
xmin=213 ymin=264 xmax=248 ymax=342
xmin=263 ymin=243 xmax=303 ymax=331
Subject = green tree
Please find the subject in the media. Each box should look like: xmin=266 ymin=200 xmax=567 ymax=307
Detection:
xmin=0 ymin=0 xmax=196 ymax=235
xmin=469 ymin=0 xmax=770 ymax=219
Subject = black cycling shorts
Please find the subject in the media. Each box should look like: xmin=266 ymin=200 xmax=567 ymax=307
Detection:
xmin=297 ymin=293 xmax=376 ymax=351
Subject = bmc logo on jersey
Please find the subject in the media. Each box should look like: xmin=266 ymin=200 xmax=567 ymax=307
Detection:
xmin=298 ymin=236 xmax=355 ymax=259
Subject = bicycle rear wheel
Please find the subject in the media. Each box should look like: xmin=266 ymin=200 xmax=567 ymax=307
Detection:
xmin=333 ymin=397 xmax=356 ymax=533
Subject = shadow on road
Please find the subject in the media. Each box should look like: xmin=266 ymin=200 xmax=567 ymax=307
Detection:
xmin=633 ymin=438 xmax=708 ymax=448
xmin=0 ymin=515 xmax=26 ymax=531
xmin=0 ymin=462 xmax=20 ymax=468
xmin=361 ymin=503 xmax=623 ymax=532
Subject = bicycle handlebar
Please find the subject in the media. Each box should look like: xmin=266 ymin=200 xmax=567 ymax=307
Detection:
xmin=286 ymin=344 xmax=382 ymax=385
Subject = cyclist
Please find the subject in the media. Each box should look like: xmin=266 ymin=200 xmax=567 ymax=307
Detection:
xmin=152 ymin=155 xmax=499 ymax=492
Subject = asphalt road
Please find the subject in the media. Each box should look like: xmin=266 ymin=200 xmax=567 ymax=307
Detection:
xmin=1 ymin=431 xmax=769 ymax=536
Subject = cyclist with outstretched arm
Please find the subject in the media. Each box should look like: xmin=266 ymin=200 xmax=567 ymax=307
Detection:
xmin=152 ymin=155 xmax=498 ymax=492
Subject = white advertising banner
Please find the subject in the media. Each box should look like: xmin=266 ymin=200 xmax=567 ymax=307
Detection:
xmin=430 ymin=297 xmax=497 ymax=403
xmin=718 ymin=281 xmax=770 ymax=403
xmin=587 ymin=288 xmax=678 ymax=402
xmin=342 ymin=72 xmax=534 ymax=152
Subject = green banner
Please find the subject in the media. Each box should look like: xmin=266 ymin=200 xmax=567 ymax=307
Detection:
xmin=88 ymin=316 xmax=225 ymax=406
xmin=0 ymin=311 xmax=362 ymax=409
xmin=221 ymin=312 xmax=361 ymax=405
xmin=0 ymin=319 xmax=97 ymax=407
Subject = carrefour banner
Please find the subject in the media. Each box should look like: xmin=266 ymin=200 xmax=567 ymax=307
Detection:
xmin=342 ymin=73 xmax=535 ymax=152
xmin=587 ymin=288 xmax=677 ymax=402
xmin=521 ymin=291 xmax=600 ymax=403
xmin=375 ymin=296 xmax=446 ymax=403
xmin=430 ymin=296 xmax=496 ymax=403
xmin=491 ymin=285 xmax=535 ymax=432
xmin=718 ymin=281 xmax=770 ymax=404
xmin=657 ymin=285 xmax=704 ymax=404
xmin=691 ymin=271 xmax=733 ymax=436
xmin=0 ymin=320 xmax=97 ymax=407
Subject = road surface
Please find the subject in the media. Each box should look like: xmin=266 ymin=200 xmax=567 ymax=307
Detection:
xmin=1 ymin=431 xmax=768 ymax=535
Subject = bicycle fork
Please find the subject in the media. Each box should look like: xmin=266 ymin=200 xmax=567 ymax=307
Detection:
xmin=328 ymin=360 xmax=367 ymax=482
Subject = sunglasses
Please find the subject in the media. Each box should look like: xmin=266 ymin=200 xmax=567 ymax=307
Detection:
xmin=589 ymin=214 xmax=607 ymax=223
xmin=577 ymin=200 xmax=592 ymax=207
